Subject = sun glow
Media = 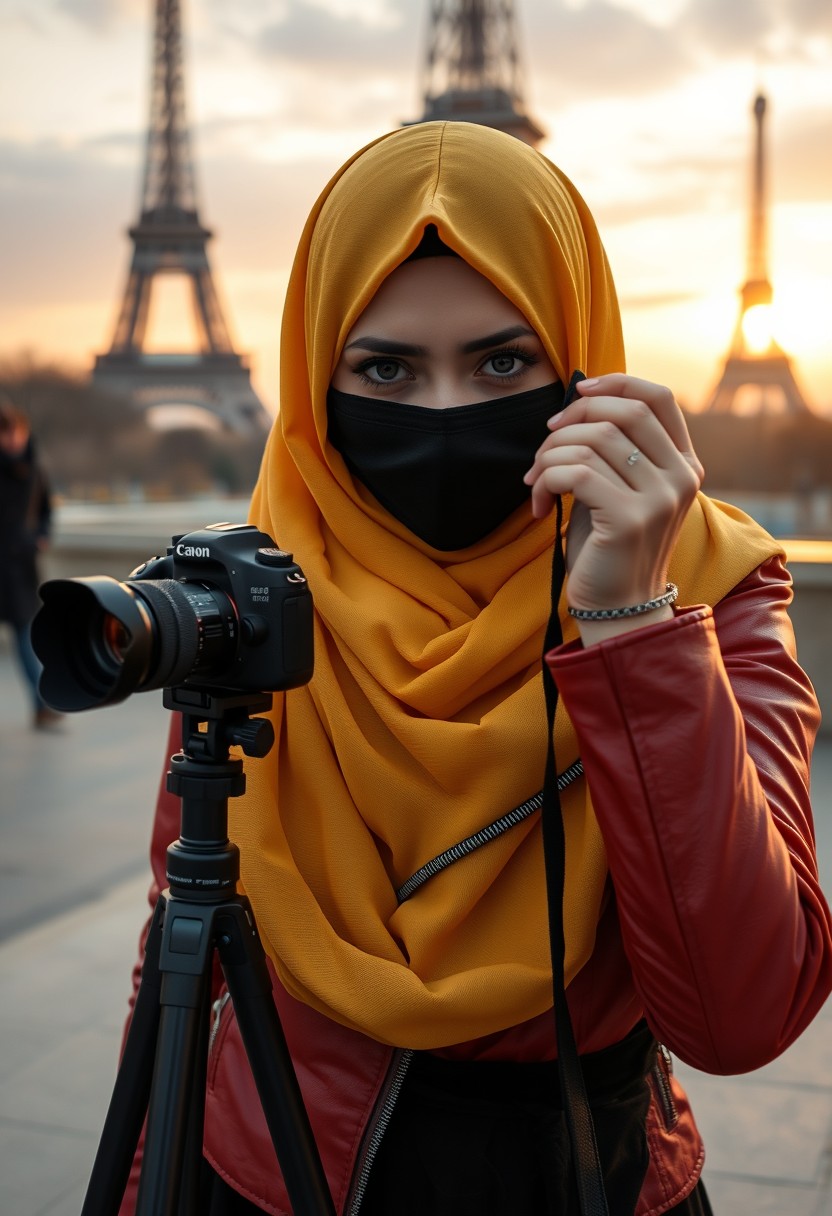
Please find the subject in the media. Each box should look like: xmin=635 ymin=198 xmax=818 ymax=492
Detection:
xmin=742 ymin=304 xmax=775 ymax=355
xmin=768 ymin=277 xmax=831 ymax=357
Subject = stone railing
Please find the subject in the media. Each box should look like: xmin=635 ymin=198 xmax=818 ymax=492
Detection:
xmin=781 ymin=541 xmax=832 ymax=737
xmin=36 ymin=503 xmax=832 ymax=737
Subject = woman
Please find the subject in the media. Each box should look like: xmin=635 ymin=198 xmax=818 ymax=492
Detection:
xmin=0 ymin=397 xmax=59 ymax=729
xmin=123 ymin=122 xmax=832 ymax=1215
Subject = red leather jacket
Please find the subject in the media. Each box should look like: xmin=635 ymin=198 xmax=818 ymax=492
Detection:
xmin=121 ymin=555 xmax=832 ymax=1215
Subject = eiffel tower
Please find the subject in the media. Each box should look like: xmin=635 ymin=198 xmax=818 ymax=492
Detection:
xmin=704 ymin=93 xmax=809 ymax=414
xmin=92 ymin=0 xmax=270 ymax=435
xmin=406 ymin=0 xmax=544 ymax=146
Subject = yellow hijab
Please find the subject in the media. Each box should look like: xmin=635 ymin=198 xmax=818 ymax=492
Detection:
xmin=237 ymin=122 xmax=780 ymax=1049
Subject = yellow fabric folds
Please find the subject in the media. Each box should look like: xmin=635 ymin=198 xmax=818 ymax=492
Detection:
xmin=235 ymin=122 xmax=781 ymax=1048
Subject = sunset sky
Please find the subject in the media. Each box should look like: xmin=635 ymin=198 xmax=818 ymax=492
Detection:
xmin=1 ymin=0 xmax=831 ymax=417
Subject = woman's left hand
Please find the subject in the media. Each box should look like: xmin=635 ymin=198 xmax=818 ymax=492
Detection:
xmin=523 ymin=373 xmax=704 ymax=616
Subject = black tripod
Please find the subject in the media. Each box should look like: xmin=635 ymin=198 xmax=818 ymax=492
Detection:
xmin=81 ymin=687 xmax=336 ymax=1216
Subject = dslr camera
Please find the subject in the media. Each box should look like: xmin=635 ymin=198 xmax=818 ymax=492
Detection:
xmin=32 ymin=523 xmax=314 ymax=712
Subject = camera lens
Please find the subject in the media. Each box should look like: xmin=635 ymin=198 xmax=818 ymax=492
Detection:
xmin=102 ymin=612 xmax=132 ymax=664
xmin=32 ymin=576 xmax=238 ymax=711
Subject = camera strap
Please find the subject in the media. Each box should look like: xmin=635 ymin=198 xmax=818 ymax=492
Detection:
xmin=540 ymin=370 xmax=610 ymax=1216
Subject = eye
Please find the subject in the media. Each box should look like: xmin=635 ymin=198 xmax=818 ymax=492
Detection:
xmin=487 ymin=353 xmax=521 ymax=375
xmin=478 ymin=347 xmax=538 ymax=379
xmin=355 ymin=358 xmax=410 ymax=386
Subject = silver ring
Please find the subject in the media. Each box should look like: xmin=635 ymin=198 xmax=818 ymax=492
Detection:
xmin=626 ymin=449 xmax=641 ymax=466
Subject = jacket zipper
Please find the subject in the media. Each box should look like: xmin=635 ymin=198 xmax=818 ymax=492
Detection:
xmin=347 ymin=1049 xmax=414 ymax=1215
xmin=652 ymin=1043 xmax=678 ymax=1129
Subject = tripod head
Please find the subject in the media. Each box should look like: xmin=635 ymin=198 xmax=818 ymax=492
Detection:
xmin=166 ymin=685 xmax=275 ymax=763
xmin=161 ymin=686 xmax=275 ymax=902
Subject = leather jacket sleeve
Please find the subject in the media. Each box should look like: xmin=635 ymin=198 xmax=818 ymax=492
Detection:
xmin=546 ymin=554 xmax=832 ymax=1075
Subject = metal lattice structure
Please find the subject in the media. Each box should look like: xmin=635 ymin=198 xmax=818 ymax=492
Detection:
xmin=93 ymin=0 xmax=269 ymax=434
xmin=406 ymin=0 xmax=544 ymax=146
xmin=704 ymin=94 xmax=809 ymax=414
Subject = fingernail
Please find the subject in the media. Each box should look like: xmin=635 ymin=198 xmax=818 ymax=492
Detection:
xmin=578 ymin=377 xmax=600 ymax=389
xmin=523 ymin=469 xmax=533 ymax=484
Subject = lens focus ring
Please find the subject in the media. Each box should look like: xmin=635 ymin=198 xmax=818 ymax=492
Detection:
xmin=130 ymin=579 xmax=237 ymax=690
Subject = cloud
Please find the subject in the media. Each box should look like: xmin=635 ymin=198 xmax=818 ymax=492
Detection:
xmin=234 ymin=0 xmax=696 ymax=121
xmin=675 ymin=0 xmax=832 ymax=57
xmin=268 ymin=0 xmax=689 ymax=105
xmin=677 ymin=0 xmax=778 ymax=55
xmin=773 ymin=108 xmax=832 ymax=203
xmin=0 ymin=130 xmax=331 ymax=311
xmin=790 ymin=0 xmax=832 ymax=35
xmin=593 ymin=181 xmax=730 ymax=228
xmin=521 ymin=1 xmax=695 ymax=101
xmin=589 ymin=99 xmax=832 ymax=227
xmin=0 ymin=135 xmax=151 ymax=312
xmin=252 ymin=0 xmax=418 ymax=67
xmin=0 ymin=131 xmax=144 ymax=194
xmin=0 ymin=8 xmax=48 ymax=37
xmin=56 ymin=0 xmax=143 ymax=33
xmin=0 ymin=137 xmax=96 ymax=189
xmin=228 ymin=0 xmax=696 ymax=112
xmin=521 ymin=0 xmax=831 ymax=103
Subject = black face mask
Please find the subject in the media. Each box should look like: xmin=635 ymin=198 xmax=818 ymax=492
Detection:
xmin=327 ymin=380 xmax=566 ymax=551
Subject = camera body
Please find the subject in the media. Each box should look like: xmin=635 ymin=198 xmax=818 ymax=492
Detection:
xmin=34 ymin=523 xmax=314 ymax=712
xmin=131 ymin=523 xmax=314 ymax=692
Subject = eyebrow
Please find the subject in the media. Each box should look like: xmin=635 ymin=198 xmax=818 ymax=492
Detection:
xmin=343 ymin=325 xmax=537 ymax=358
xmin=460 ymin=325 xmax=537 ymax=354
xmin=344 ymin=337 xmax=427 ymax=356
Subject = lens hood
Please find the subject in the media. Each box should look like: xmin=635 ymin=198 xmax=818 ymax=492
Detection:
xmin=33 ymin=577 xmax=155 ymax=711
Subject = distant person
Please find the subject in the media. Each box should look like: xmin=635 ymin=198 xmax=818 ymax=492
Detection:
xmin=120 ymin=123 xmax=832 ymax=1214
xmin=0 ymin=397 xmax=61 ymax=729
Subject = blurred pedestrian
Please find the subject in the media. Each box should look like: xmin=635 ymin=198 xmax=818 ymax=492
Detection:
xmin=0 ymin=396 xmax=61 ymax=729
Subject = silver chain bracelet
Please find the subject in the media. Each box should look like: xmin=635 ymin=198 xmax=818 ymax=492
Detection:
xmin=567 ymin=582 xmax=679 ymax=621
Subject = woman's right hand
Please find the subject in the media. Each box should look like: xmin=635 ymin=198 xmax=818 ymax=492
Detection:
xmin=523 ymin=373 xmax=703 ymax=624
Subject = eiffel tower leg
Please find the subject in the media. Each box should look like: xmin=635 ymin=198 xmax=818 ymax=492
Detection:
xmin=131 ymin=272 xmax=154 ymax=352
xmin=192 ymin=268 xmax=231 ymax=354
xmin=113 ymin=268 xmax=153 ymax=353
xmin=706 ymin=376 xmax=734 ymax=413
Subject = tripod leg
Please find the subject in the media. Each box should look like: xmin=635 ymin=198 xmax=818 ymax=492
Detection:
xmin=133 ymin=964 xmax=209 ymax=1216
xmin=176 ymin=983 xmax=212 ymax=1216
xmin=218 ymin=903 xmax=336 ymax=1216
xmin=81 ymin=900 xmax=165 ymax=1216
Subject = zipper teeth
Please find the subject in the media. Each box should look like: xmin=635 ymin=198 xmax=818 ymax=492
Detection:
xmin=349 ymin=1050 xmax=414 ymax=1215
xmin=208 ymin=990 xmax=231 ymax=1055
xmin=654 ymin=1044 xmax=678 ymax=1127
xmin=396 ymin=759 xmax=584 ymax=904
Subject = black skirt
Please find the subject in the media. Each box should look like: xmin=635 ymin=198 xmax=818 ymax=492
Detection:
xmin=201 ymin=1167 xmax=712 ymax=1215
xmin=199 ymin=1024 xmax=714 ymax=1215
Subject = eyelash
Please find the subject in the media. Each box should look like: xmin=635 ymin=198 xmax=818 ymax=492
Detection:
xmin=480 ymin=346 xmax=539 ymax=380
xmin=352 ymin=345 xmax=539 ymax=389
xmin=353 ymin=359 xmax=411 ymax=389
